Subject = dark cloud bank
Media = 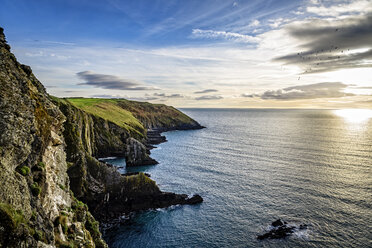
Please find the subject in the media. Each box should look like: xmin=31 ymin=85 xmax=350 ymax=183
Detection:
xmin=275 ymin=14 xmax=372 ymax=73
xmin=77 ymin=71 xmax=156 ymax=90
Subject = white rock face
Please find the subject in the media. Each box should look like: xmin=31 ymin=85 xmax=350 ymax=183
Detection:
xmin=42 ymin=130 xmax=71 ymax=221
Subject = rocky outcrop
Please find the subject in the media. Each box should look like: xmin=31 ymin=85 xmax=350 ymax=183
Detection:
xmin=125 ymin=138 xmax=158 ymax=166
xmin=257 ymin=219 xmax=308 ymax=240
xmin=0 ymin=27 xmax=106 ymax=247
xmin=54 ymin=99 xmax=202 ymax=221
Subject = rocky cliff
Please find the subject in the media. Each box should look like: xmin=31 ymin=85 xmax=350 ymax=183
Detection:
xmin=0 ymin=27 xmax=106 ymax=248
xmin=0 ymin=27 xmax=203 ymax=248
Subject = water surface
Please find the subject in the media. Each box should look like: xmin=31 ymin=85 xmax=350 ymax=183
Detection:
xmin=103 ymin=109 xmax=372 ymax=248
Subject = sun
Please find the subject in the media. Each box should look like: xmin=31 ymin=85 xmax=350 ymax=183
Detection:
xmin=333 ymin=109 xmax=372 ymax=123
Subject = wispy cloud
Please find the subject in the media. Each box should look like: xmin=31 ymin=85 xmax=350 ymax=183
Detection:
xmin=194 ymin=89 xmax=218 ymax=94
xmin=191 ymin=29 xmax=259 ymax=43
xmin=245 ymin=82 xmax=353 ymax=100
xmin=195 ymin=95 xmax=223 ymax=100
xmin=76 ymin=71 xmax=158 ymax=90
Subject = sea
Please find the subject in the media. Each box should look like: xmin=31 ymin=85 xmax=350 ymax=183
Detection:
xmin=102 ymin=109 xmax=372 ymax=248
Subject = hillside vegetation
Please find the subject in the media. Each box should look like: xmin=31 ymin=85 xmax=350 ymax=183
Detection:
xmin=65 ymin=98 xmax=145 ymax=138
xmin=65 ymin=98 xmax=198 ymax=135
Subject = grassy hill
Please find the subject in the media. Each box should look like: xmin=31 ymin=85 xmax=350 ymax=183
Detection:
xmin=65 ymin=98 xmax=145 ymax=138
xmin=60 ymin=98 xmax=199 ymax=138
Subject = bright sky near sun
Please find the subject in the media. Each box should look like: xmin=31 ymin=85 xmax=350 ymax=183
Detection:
xmin=1 ymin=0 xmax=371 ymax=108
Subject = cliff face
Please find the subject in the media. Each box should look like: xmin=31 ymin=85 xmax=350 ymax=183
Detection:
xmin=0 ymin=27 xmax=203 ymax=247
xmin=54 ymin=99 xmax=156 ymax=167
xmin=0 ymin=28 xmax=106 ymax=247
xmin=53 ymin=98 xmax=201 ymax=222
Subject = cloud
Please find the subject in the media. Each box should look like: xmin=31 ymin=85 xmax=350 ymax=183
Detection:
xmin=90 ymin=94 xmax=127 ymax=98
xmin=274 ymin=14 xmax=372 ymax=73
xmin=306 ymin=0 xmax=372 ymax=17
xmin=153 ymin=93 xmax=184 ymax=98
xmin=249 ymin=82 xmax=353 ymax=100
xmin=129 ymin=96 xmax=159 ymax=101
xmin=195 ymin=95 xmax=223 ymax=100
xmin=194 ymin=89 xmax=218 ymax=94
xmin=268 ymin=18 xmax=293 ymax=28
xmin=76 ymin=71 xmax=158 ymax=90
xmin=191 ymin=29 xmax=259 ymax=43
xmin=249 ymin=20 xmax=260 ymax=27
xmin=241 ymin=93 xmax=258 ymax=98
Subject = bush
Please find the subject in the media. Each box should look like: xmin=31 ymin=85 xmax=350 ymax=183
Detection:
xmin=34 ymin=162 xmax=45 ymax=171
xmin=59 ymin=184 xmax=65 ymax=190
xmin=0 ymin=203 xmax=26 ymax=230
xmin=55 ymin=215 xmax=68 ymax=234
xmin=31 ymin=182 xmax=41 ymax=196
xmin=17 ymin=166 xmax=30 ymax=176
xmin=30 ymin=211 xmax=37 ymax=222
xmin=33 ymin=229 xmax=43 ymax=241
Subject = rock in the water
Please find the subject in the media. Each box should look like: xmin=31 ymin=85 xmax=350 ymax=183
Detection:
xmin=257 ymin=219 xmax=298 ymax=240
xmin=186 ymin=194 xmax=203 ymax=204
xmin=272 ymin=219 xmax=284 ymax=227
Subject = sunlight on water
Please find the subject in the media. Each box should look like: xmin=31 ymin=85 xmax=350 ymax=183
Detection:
xmin=333 ymin=109 xmax=372 ymax=123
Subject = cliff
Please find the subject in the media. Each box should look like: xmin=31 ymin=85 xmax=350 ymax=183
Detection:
xmin=0 ymin=27 xmax=203 ymax=248
xmin=0 ymin=27 xmax=106 ymax=247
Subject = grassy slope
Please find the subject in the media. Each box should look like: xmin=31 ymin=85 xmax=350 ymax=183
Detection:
xmin=65 ymin=98 xmax=145 ymax=138
xmin=61 ymin=98 xmax=196 ymax=139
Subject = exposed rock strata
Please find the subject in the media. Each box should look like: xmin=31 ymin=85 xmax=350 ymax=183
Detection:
xmin=0 ymin=27 xmax=106 ymax=247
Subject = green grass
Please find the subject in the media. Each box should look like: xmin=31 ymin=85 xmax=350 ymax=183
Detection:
xmin=65 ymin=98 xmax=145 ymax=138
xmin=65 ymin=97 xmax=196 ymax=132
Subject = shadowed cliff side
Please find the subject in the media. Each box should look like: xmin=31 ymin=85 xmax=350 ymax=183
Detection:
xmin=65 ymin=98 xmax=205 ymax=165
xmin=52 ymin=98 xmax=203 ymax=223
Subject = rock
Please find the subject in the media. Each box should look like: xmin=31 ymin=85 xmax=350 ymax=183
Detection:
xmin=272 ymin=219 xmax=284 ymax=227
xmin=20 ymin=64 xmax=32 ymax=76
xmin=125 ymin=138 xmax=158 ymax=166
xmin=0 ymin=27 xmax=107 ymax=247
xmin=123 ymin=172 xmax=151 ymax=177
xmin=257 ymin=219 xmax=296 ymax=240
xmin=299 ymin=224 xmax=308 ymax=230
xmin=186 ymin=194 xmax=203 ymax=204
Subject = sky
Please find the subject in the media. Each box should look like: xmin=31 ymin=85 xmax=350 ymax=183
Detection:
xmin=1 ymin=0 xmax=371 ymax=108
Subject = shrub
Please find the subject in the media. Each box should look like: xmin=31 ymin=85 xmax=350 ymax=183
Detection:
xmin=34 ymin=162 xmax=45 ymax=171
xmin=31 ymin=182 xmax=41 ymax=196
xmin=33 ymin=230 xmax=43 ymax=241
xmin=59 ymin=184 xmax=65 ymax=190
xmin=30 ymin=211 xmax=37 ymax=222
xmin=0 ymin=203 xmax=26 ymax=230
xmin=17 ymin=166 xmax=30 ymax=176
xmin=55 ymin=215 xmax=68 ymax=234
